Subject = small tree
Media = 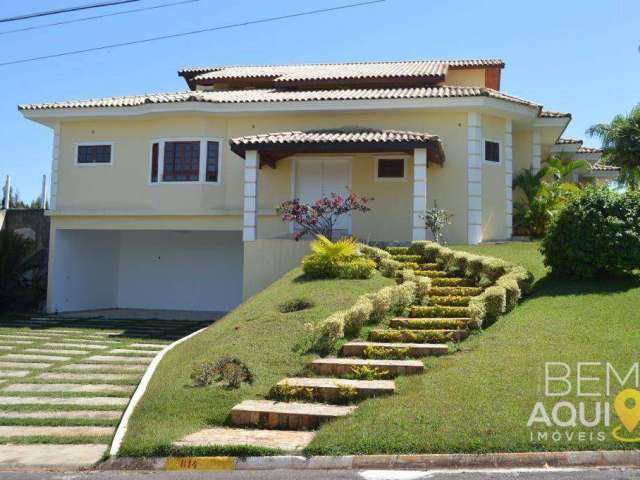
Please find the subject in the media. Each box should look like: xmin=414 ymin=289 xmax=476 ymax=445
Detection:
xmin=421 ymin=207 xmax=453 ymax=244
xmin=277 ymin=191 xmax=372 ymax=240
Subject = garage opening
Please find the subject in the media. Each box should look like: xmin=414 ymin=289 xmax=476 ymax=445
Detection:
xmin=50 ymin=230 xmax=243 ymax=314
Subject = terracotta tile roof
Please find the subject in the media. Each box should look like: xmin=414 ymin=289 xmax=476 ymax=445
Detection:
xmin=229 ymin=127 xmax=446 ymax=164
xmin=18 ymin=86 xmax=540 ymax=111
xmin=591 ymin=161 xmax=619 ymax=172
xmin=178 ymin=59 xmax=505 ymax=83
xmin=539 ymin=110 xmax=571 ymax=118
xmin=577 ymin=146 xmax=603 ymax=154
xmin=556 ymin=138 xmax=583 ymax=145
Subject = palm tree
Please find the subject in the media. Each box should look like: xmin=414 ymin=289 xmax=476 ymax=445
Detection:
xmin=587 ymin=104 xmax=640 ymax=191
xmin=544 ymin=154 xmax=589 ymax=182
xmin=512 ymin=166 xmax=550 ymax=205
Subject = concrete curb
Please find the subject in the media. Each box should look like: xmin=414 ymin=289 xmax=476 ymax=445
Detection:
xmin=108 ymin=326 xmax=208 ymax=456
xmin=100 ymin=450 xmax=640 ymax=471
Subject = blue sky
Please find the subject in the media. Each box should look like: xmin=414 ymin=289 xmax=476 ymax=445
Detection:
xmin=1 ymin=0 xmax=638 ymax=201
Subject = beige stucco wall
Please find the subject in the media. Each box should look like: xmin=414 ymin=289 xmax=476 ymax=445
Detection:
xmin=444 ymin=69 xmax=486 ymax=87
xmin=481 ymin=114 xmax=507 ymax=240
xmin=512 ymin=130 xmax=533 ymax=204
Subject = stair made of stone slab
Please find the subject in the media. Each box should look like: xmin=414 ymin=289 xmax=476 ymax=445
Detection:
xmin=369 ymin=329 xmax=469 ymax=343
xmin=342 ymin=340 xmax=448 ymax=358
xmin=230 ymin=400 xmax=356 ymax=430
xmin=390 ymin=317 xmax=473 ymax=330
xmin=312 ymin=357 xmax=424 ymax=376
xmin=276 ymin=377 xmax=395 ymax=403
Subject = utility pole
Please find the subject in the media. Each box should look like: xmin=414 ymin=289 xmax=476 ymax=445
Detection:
xmin=2 ymin=175 xmax=10 ymax=209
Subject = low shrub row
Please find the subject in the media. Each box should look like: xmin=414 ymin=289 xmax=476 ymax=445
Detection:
xmin=391 ymin=318 xmax=469 ymax=330
xmin=428 ymin=295 xmax=472 ymax=307
xmin=430 ymin=286 xmax=483 ymax=297
xmin=410 ymin=305 xmax=471 ymax=319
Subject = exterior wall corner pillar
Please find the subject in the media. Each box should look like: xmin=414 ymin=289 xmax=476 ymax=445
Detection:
xmin=467 ymin=112 xmax=483 ymax=245
xmin=242 ymin=150 xmax=259 ymax=242
xmin=412 ymin=148 xmax=427 ymax=241
xmin=505 ymin=118 xmax=513 ymax=239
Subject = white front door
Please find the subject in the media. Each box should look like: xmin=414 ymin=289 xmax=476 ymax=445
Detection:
xmin=294 ymin=157 xmax=352 ymax=234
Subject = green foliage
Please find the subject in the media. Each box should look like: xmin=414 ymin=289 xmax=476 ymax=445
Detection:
xmin=348 ymin=365 xmax=391 ymax=380
xmin=370 ymin=329 xmax=462 ymax=343
xmin=414 ymin=276 xmax=431 ymax=305
xmin=0 ymin=230 xmax=45 ymax=312
xmin=335 ymin=385 xmax=359 ymax=404
xmin=385 ymin=246 xmax=410 ymax=255
xmin=362 ymin=345 xmax=410 ymax=360
xmin=190 ymin=357 xmax=253 ymax=389
xmin=476 ymin=286 xmax=507 ymax=318
xmin=410 ymin=305 xmax=470 ymax=318
xmin=431 ymin=277 xmax=474 ymax=287
xmin=311 ymin=234 xmax=358 ymax=258
xmin=541 ymin=187 xmax=640 ymax=277
xmin=391 ymin=254 xmax=422 ymax=262
xmin=430 ymin=286 xmax=483 ymax=297
xmin=336 ymin=257 xmax=376 ymax=279
xmin=421 ymin=207 xmax=453 ymax=244
xmin=379 ymin=258 xmax=403 ymax=278
xmin=396 ymin=268 xmax=416 ymax=285
xmin=303 ymin=312 xmax=345 ymax=355
xmin=343 ymin=297 xmax=374 ymax=337
xmin=415 ymin=269 xmax=448 ymax=278
xmin=587 ymin=103 xmax=640 ymax=191
xmin=278 ymin=298 xmax=314 ymax=313
xmin=359 ymin=244 xmax=392 ymax=265
xmin=495 ymin=277 xmax=521 ymax=312
xmin=269 ymin=382 xmax=314 ymax=402
xmin=393 ymin=318 xmax=469 ymax=330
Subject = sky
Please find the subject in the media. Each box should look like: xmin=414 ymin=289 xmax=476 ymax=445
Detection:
xmin=0 ymin=0 xmax=639 ymax=202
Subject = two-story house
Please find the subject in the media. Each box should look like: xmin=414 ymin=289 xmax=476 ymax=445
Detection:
xmin=20 ymin=58 xmax=571 ymax=315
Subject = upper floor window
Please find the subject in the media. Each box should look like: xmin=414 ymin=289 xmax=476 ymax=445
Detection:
xmin=150 ymin=138 xmax=221 ymax=184
xmin=484 ymin=140 xmax=501 ymax=164
xmin=76 ymin=144 xmax=112 ymax=164
xmin=375 ymin=157 xmax=406 ymax=181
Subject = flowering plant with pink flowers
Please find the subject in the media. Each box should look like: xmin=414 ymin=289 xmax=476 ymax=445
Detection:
xmin=277 ymin=191 xmax=373 ymax=240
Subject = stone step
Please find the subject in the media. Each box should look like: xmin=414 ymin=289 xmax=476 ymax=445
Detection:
xmin=390 ymin=318 xmax=472 ymax=330
xmin=0 ymin=410 xmax=122 ymax=420
xmin=275 ymin=377 xmax=395 ymax=403
xmin=3 ymin=383 xmax=134 ymax=394
xmin=0 ymin=426 xmax=114 ymax=438
xmin=430 ymin=277 xmax=476 ymax=287
xmin=410 ymin=306 xmax=471 ymax=318
xmin=414 ymin=270 xmax=449 ymax=278
xmin=311 ymin=357 xmax=424 ymax=376
xmin=341 ymin=341 xmax=448 ymax=358
xmin=231 ymin=400 xmax=356 ymax=430
xmin=174 ymin=427 xmax=315 ymax=452
xmin=429 ymin=286 xmax=483 ymax=296
xmin=369 ymin=329 xmax=470 ymax=343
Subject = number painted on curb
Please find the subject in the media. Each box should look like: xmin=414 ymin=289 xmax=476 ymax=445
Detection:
xmin=165 ymin=456 xmax=235 ymax=471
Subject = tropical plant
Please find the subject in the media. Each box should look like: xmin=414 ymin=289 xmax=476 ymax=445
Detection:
xmin=587 ymin=104 xmax=640 ymax=191
xmin=302 ymin=235 xmax=375 ymax=279
xmin=421 ymin=207 xmax=453 ymax=244
xmin=277 ymin=190 xmax=372 ymax=240
xmin=545 ymin=154 xmax=589 ymax=182
xmin=310 ymin=234 xmax=358 ymax=259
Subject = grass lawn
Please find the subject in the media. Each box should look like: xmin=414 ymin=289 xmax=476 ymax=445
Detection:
xmin=307 ymin=242 xmax=640 ymax=454
xmin=119 ymin=269 xmax=393 ymax=457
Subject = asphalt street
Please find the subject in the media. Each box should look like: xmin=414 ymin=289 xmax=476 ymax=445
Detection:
xmin=0 ymin=467 xmax=639 ymax=480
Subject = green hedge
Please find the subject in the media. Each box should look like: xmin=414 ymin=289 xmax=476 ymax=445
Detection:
xmin=391 ymin=318 xmax=469 ymax=330
xmin=369 ymin=329 xmax=464 ymax=343
xmin=429 ymin=295 xmax=472 ymax=307
xmin=410 ymin=305 xmax=470 ymax=318
xmin=430 ymin=286 xmax=483 ymax=297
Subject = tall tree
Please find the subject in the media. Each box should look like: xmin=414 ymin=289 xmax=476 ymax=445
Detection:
xmin=587 ymin=104 xmax=640 ymax=190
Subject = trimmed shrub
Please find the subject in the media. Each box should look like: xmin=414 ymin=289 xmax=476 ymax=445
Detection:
xmin=343 ymin=296 xmax=374 ymax=337
xmin=479 ymin=286 xmax=507 ymax=317
xmin=505 ymin=266 xmax=534 ymax=295
xmin=385 ymin=246 xmax=410 ymax=255
xmin=396 ymin=268 xmax=416 ymax=285
xmin=392 ymin=318 xmax=469 ymax=330
xmin=379 ymin=258 xmax=403 ymax=278
xmin=495 ymin=276 xmax=521 ymax=312
xmin=301 ymin=254 xmax=339 ymax=279
xmin=336 ymin=257 xmax=376 ymax=279
xmin=366 ymin=287 xmax=394 ymax=323
xmin=359 ymin=244 xmax=392 ymax=265
xmin=414 ymin=276 xmax=431 ymax=305
xmin=410 ymin=305 xmax=470 ymax=318
xmin=431 ymin=277 xmax=475 ymax=287
xmin=278 ymin=298 xmax=314 ymax=313
xmin=391 ymin=254 xmax=422 ymax=263
xmin=191 ymin=357 xmax=253 ymax=389
xmin=362 ymin=345 xmax=410 ymax=359
xmin=396 ymin=281 xmax=417 ymax=312
xmin=415 ymin=270 xmax=448 ymax=278
xmin=430 ymin=286 xmax=483 ymax=296
xmin=307 ymin=313 xmax=345 ymax=354
xmin=478 ymin=258 xmax=510 ymax=286
xmin=370 ymin=329 xmax=463 ymax=343
xmin=541 ymin=187 xmax=640 ymax=277
xmin=467 ymin=297 xmax=486 ymax=329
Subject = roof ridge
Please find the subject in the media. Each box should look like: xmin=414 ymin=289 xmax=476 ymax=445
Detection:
xmin=178 ymin=58 xmax=505 ymax=75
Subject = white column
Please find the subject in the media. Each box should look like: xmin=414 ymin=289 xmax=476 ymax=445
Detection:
xmin=467 ymin=112 xmax=483 ymax=245
xmin=412 ymin=148 xmax=427 ymax=241
xmin=505 ymin=119 xmax=513 ymax=239
xmin=2 ymin=175 xmax=10 ymax=209
xmin=50 ymin=123 xmax=60 ymax=210
xmin=41 ymin=174 xmax=48 ymax=209
xmin=532 ymin=130 xmax=541 ymax=174
xmin=242 ymin=150 xmax=259 ymax=242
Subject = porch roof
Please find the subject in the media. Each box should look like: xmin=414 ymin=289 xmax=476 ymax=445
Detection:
xmin=229 ymin=127 xmax=445 ymax=168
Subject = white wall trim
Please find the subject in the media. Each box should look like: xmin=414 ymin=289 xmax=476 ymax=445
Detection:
xmin=74 ymin=141 xmax=114 ymax=166
xmin=412 ymin=148 xmax=427 ymax=241
xmin=467 ymin=112 xmax=483 ymax=245
xmin=109 ymin=325 xmax=208 ymax=457
xmin=50 ymin=122 xmax=60 ymax=210
xmin=505 ymin=118 xmax=513 ymax=239
xmin=532 ymin=131 xmax=541 ymax=174
xmin=374 ymin=155 xmax=409 ymax=182
xmin=148 ymin=137 xmax=223 ymax=185
xmin=243 ymin=150 xmax=259 ymax=241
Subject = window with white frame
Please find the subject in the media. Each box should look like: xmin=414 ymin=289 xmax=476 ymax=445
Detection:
xmin=150 ymin=138 xmax=221 ymax=184
xmin=484 ymin=140 xmax=501 ymax=164
xmin=76 ymin=143 xmax=112 ymax=164
xmin=375 ymin=157 xmax=406 ymax=180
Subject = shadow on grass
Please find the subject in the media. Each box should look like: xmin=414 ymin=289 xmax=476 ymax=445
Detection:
xmin=528 ymin=273 xmax=640 ymax=299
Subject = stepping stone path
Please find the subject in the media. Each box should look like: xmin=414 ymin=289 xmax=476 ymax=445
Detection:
xmin=0 ymin=316 xmax=214 ymax=467
xmin=175 ymin=245 xmax=488 ymax=452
